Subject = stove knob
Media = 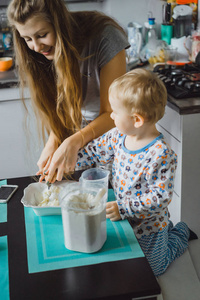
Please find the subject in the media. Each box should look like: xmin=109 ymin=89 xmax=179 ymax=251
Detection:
xmin=177 ymin=78 xmax=188 ymax=86
xmin=171 ymin=76 xmax=182 ymax=83
xmin=164 ymin=79 xmax=176 ymax=90
xmin=194 ymin=82 xmax=200 ymax=91
xmin=183 ymin=81 xmax=194 ymax=91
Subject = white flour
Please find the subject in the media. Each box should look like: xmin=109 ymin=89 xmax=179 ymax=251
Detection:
xmin=61 ymin=191 xmax=107 ymax=253
xmin=38 ymin=186 xmax=60 ymax=207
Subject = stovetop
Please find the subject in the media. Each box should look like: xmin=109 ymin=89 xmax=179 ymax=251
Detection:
xmin=153 ymin=64 xmax=200 ymax=99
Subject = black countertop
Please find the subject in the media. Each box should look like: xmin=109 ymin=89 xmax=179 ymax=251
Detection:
xmin=167 ymin=94 xmax=200 ymax=115
xmin=0 ymin=174 xmax=161 ymax=300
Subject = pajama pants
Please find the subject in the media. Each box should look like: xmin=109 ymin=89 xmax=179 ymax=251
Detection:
xmin=138 ymin=221 xmax=190 ymax=277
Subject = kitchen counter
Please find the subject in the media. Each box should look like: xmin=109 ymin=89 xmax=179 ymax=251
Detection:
xmin=167 ymin=94 xmax=200 ymax=115
xmin=1 ymin=67 xmax=200 ymax=115
xmin=0 ymin=68 xmax=30 ymax=101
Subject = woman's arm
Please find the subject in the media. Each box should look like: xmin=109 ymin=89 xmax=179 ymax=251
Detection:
xmin=46 ymin=50 xmax=126 ymax=183
xmin=81 ymin=49 xmax=127 ymax=142
xmin=36 ymin=131 xmax=59 ymax=182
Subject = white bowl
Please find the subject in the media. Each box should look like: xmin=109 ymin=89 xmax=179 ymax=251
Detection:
xmin=21 ymin=180 xmax=76 ymax=216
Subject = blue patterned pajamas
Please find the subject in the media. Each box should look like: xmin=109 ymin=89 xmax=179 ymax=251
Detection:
xmin=76 ymin=127 xmax=190 ymax=275
xmin=136 ymin=221 xmax=189 ymax=276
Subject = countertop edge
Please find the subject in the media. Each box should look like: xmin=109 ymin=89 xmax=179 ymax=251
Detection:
xmin=1 ymin=86 xmax=200 ymax=116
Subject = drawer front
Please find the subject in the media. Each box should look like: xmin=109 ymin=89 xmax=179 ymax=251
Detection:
xmin=157 ymin=105 xmax=181 ymax=141
xmin=156 ymin=124 xmax=181 ymax=197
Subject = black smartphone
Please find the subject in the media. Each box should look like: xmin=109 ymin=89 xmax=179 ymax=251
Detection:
xmin=0 ymin=185 xmax=18 ymax=203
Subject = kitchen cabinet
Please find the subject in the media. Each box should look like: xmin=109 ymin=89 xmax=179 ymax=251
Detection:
xmin=0 ymin=90 xmax=44 ymax=179
xmin=156 ymin=105 xmax=200 ymax=236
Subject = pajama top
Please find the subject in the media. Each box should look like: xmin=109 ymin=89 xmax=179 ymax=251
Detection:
xmin=76 ymin=127 xmax=177 ymax=239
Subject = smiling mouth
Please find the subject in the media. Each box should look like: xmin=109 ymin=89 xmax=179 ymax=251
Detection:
xmin=41 ymin=47 xmax=52 ymax=55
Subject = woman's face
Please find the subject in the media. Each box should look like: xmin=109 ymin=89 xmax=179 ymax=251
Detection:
xmin=15 ymin=15 xmax=56 ymax=60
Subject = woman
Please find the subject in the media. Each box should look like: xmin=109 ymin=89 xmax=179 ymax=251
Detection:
xmin=7 ymin=0 xmax=129 ymax=183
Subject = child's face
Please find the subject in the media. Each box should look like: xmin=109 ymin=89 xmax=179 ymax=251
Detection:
xmin=15 ymin=15 xmax=56 ymax=60
xmin=109 ymin=92 xmax=134 ymax=135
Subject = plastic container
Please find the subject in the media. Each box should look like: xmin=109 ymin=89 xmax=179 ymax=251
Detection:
xmin=144 ymin=12 xmax=157 ymax=45
xmin=79 ymin=167 xmax=110 ymax=201
xmin=147 ymin=18 xmax=157 ymax=44
xmin=60 ymin=183 xmax=107 ymax=253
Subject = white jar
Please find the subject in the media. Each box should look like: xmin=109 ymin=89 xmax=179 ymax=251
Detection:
xmin=60 ymin=183 xmax=107 ymax=253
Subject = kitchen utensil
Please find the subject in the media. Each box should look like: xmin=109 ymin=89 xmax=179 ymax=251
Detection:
xmin=46 ymin=181 xmax=51 ymax=190
xmin=0 ymin=57 xmax=13 ymax=72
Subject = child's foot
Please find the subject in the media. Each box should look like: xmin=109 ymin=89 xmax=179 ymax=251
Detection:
xmin=189 ymin=228 xmax=198 ymax=241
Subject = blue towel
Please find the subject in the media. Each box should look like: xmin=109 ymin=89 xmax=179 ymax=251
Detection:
xmin=0 ymin=236 xmax=10 ymax=300
xmin=24 ymin=189 xmax=144 ymax=273
xmin=0 ymin=180 xmax=7 ymax=223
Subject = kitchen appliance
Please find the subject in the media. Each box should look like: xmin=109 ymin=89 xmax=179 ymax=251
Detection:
xmin=154 ymin=63 xmax=200 ymax=99
xmin=172 ymin=5 xmax=193 ymax=38
xmin=161 ymin=2 xmax=173 ymax=45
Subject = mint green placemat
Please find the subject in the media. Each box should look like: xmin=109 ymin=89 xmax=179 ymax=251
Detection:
xmin=0 ymin=180 xmax=7 ymax=223
xmin=24 ymin=189 xmax=144 ymax=273
xmin=0 ymin=236 xmax=10 ymax=300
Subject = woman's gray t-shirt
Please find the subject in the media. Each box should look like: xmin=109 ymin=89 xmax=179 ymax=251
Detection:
xmin=80 ymin=25 xmax=130 ymax=122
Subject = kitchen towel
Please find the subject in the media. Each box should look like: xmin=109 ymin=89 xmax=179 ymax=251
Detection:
xmin=24 ymin=189 xmax=144 ymax=273
xmin=0 ymin=236 xmax=10 ymax=300
xmin=0 ymin=179 xmax=7 ymax=223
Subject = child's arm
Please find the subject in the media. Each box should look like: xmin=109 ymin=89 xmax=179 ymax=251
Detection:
xmin=75 ymin=128 xmax=118 ymax=169
xmin=116 ymin=149 xmax=177 ymax=220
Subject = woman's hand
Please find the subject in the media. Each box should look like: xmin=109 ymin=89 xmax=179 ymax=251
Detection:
xmin=36 ymin=132 xmax=59 ymax=182
xmin=106 ymin=201 xmax=121 ymax=221
xmin=45 ymin=132 xmax=82 ymax=183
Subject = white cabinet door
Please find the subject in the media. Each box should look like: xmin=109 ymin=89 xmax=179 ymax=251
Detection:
xmin=157 ymin=105 xmax=200 ymax=236
xmin=156 ymin=123 xmax=182 ymax=197
xmin=0 ymin=99 xmax=44 ymax=179
xmin=156 ymin=123 xmax=182 ymax=224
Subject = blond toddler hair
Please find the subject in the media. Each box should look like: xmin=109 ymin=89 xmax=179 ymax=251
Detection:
xmin=109 ymin=68 xmax=167 ymax=123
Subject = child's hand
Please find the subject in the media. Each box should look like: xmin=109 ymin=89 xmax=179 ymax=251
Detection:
xmin=106 ymin=201 xmax=121 ymax=221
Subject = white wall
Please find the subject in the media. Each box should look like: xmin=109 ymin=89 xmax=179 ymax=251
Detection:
xmin=67 ymin=0 xmax=166 ymax=36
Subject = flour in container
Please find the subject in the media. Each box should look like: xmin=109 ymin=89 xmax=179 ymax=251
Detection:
xmin=61 ymin=189 xmax=107 ymax=253
xmin=38 ymin=186 xmax=60 ymax=207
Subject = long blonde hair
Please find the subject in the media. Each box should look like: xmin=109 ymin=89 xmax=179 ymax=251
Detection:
xmin=7 ymin=0 xmax=125 ymax=144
